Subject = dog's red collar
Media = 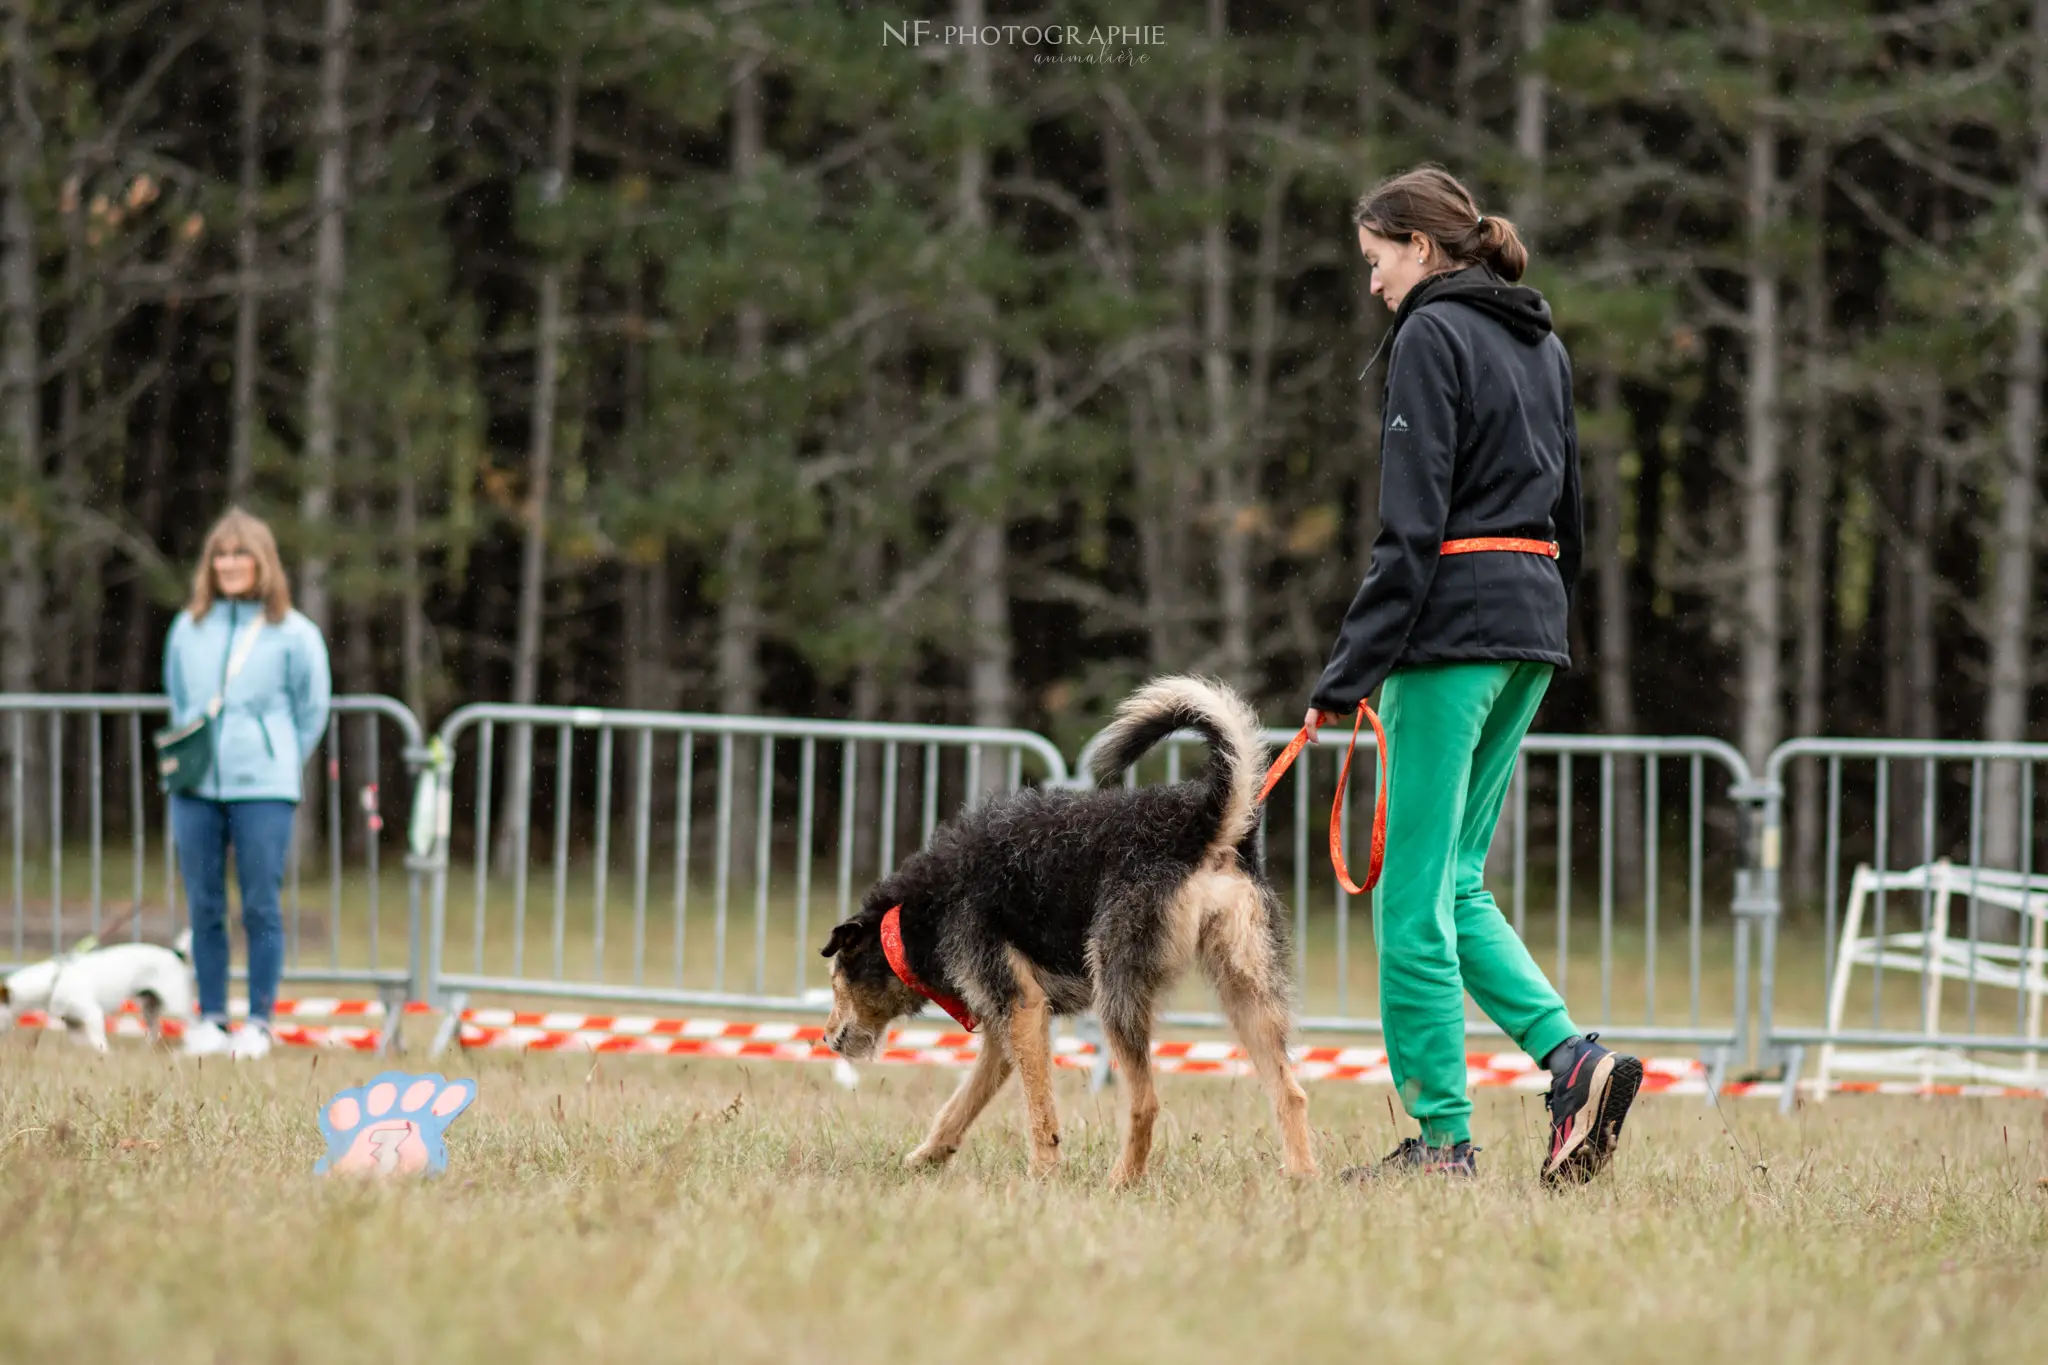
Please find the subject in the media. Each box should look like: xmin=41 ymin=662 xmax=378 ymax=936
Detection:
xmin=879 ymin=905 xmax=979 ymax=1033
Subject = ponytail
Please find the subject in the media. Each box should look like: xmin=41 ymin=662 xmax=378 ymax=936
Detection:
xmin=1353 ymin=165 xmax=1530 ymax=279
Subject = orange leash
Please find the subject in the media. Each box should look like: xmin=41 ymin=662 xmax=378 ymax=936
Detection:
xmin=1256 ymin=705 xmax=1389 ymax=896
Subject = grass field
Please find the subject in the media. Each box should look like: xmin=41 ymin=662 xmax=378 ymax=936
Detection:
xmin=2 ymin=1041 xmax=2043 ymax=1364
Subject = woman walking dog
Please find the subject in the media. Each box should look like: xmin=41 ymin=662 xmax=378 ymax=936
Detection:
xmin=161 ymin=509 xmax=331 ymax=1059
xmin=1307 ymin=166 xmax=1641 ymax=1183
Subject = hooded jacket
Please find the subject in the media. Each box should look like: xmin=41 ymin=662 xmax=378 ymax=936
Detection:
xmin=1310 ymin=265 xmax=1582 ymax=713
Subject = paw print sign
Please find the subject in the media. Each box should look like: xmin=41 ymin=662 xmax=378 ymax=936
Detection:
xmin=315 ymin=1071 xmax=475 ymax=1178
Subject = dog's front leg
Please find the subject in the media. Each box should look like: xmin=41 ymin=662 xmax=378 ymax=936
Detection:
xmin=906 ymin=1034 xmax=1013 ymax=1169
xmin=66 ymin=1001 xmax=110 ymax=1055
xmin=1004 ymin=953 xmax=1061 ymax=1177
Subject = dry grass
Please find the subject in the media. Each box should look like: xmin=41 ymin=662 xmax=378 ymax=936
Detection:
xmin=0 ymin=1040 xmax=2043 ymax=1365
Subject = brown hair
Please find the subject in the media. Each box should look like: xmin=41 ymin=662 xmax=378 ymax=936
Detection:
xmin=186 ymin=507 xmax=292 ymax=624
xmin=1352 ymin=164 xmax=1530 ymax=282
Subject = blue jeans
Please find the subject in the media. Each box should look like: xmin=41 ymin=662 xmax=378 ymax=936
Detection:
xmin=170 ymin=796 xmax=295 ymax=1024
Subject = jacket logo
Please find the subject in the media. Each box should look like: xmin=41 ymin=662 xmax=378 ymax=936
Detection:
xmin=1388 ymin=414 xmax=1409 ymax=430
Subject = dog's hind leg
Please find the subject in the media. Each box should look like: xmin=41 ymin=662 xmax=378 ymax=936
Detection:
xmin=1099 ymin=1002 xmax=1160 ymax=1189
xmin=1202 ymin=880 xmax=1315 ymax=1178
xmin=1004 ymin=950 xmax=1062 ymax=1177
xmin=139 ymin=993 xmax=166 ymax=1048
xmin=906 ymin=1032 xmax=1014 ymax=1169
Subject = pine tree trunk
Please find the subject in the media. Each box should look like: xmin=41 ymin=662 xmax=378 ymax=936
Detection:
xmin=343 ymin=460 xmax=376 ymax=855
xmin=1353 ymin=0 xmax=1383 ymax=589
xmin=1589 ymin=363 xmax=1643 ymax=901
xmin=957 ymin=0 xmax=1010 ymax=732
xmin=395 ymin=424 xmax=427 ymax=724
xmin=230 ymin=0 xmax=264 ymax=504
xmin=120 ymin=306 xmax=180 ymax=696
xmin=1879 ymin=412 xmax=1926 ymax=866
xmin=1496 ymin=0 xmax=1555 ymax=887
xmin=621 ymin=260 xmax=666 ymax=718
xmin=1205 ymin=0 xmax=1250 ymax=688
xmin=717 ymin=48 xmax=764 ymax=721
xmin=1738 ymin=22 xmax=1783 ymax=773
xmin=1105 ymin=116 xmax=1187 ymax=671
xmin=1513 ymin=0 xmax=1548 ymax=228
xmin=2 ymin=4 xmax=46 ymax=843
xmin=850 ymin=307 xmax=889 ymax=855
xmin=55 ymin=170 xmax=89 ymax=696
xmin=1788 ymin=143 xmax=1831 ymax=908
xmin=1904 ymin=406 xmax=1938 ymax=752
xmin=716 ymin=47 xmax=766 ymax=877
xmin=1453 ymin=0 xmax=1481 ymax=161
xmin=1981 ymin=0 xmax=2046 ymax=870
xmin=299 ymin=0 xmax=349 ymax=637
xmin=497 ymin=56 xmax=576 ymax=875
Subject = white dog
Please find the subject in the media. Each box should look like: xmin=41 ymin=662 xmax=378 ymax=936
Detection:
xmin=0 ymin=930 xmax=195 ymax=1053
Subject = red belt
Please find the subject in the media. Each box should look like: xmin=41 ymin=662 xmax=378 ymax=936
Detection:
xmin=1440 ymin=537 xmax=1558 ymax=558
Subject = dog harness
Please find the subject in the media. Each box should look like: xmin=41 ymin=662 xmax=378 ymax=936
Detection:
xmin=879 ymin=905 xmax=979 ymax=1032
xmin=1269 ymin=537 xmax=1559 ymax=894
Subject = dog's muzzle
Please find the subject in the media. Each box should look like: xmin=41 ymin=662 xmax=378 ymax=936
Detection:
xmin=827 ymin=1023 xmax=880 ymax=1061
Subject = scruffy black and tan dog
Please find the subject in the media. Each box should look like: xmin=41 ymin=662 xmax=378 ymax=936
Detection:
xmin=820 ymin=676 xmax=1313 ymax=1186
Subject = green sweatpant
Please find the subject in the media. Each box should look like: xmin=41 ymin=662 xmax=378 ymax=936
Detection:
xmin=1373 ymin=660 xmax=1580 ymax=1146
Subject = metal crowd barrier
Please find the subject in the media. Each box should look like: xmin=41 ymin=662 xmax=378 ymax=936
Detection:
xmin=0 ymin=694 xmax=431 ymax=1048
xmin=1758 ymin=739 xmax=2048 ymax=1103
xmin=1074 ymin=726 xmax=1758 ymax=1076
xmin=418 ymin=704 xmax=1071 ymax=1048
xmin=22 ymin=687 xmax=2048 ymax=1104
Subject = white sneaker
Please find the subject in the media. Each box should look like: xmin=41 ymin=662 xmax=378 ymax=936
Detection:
xmin=182 ymin=1020 xmax=233 ymax=1057
xmin=229 ymin=1023 xmax=273 ymax=1061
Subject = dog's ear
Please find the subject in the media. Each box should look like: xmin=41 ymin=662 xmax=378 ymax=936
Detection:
xmin=820 ymin=920 xmax=867 ymax=959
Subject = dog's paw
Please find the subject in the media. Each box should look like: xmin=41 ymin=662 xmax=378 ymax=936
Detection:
xmin=314 ymin=1071 xmax=475 ymax=1177
xmin=904 ymin=1141 xmax=957 ymax=1170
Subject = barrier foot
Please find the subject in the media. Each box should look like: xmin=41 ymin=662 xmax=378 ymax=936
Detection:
xmin=376 ymin=984 xmax=409 ymax=1057
xmin=1704 ymin=1047 xmax=1732 ymax=1105
xmin=1071 ymin=1015 xmax=1114 ymax=1093
xmin=1776 ymin=1045 xmax=1806 ymax=1116
xmin=429 ymin=992 xmax=468 ymax=1059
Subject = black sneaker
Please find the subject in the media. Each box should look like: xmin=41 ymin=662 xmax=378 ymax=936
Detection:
xmin=1339 ymin=1137 xmax=1479 ymax=1182
xmin=1540 ymin=1033 xmax=1642 ymax=1186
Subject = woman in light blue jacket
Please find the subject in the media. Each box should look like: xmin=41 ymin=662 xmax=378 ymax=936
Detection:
xmin=163 ymin=509 xmax=331 ymax=1060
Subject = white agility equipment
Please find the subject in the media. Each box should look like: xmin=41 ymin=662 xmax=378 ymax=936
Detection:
xmin=1816 ymin=860 xmax=2048 ymax=1095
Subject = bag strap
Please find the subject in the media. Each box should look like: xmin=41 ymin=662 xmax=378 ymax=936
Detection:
xmin=206 ymin=608 xmax=266 ymax=719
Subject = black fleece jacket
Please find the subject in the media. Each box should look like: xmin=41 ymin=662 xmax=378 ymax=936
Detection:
xmin=1310 ymin=266 xmax=1583 ymax=714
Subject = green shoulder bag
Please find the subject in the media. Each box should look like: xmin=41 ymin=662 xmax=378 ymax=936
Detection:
xmin=154 ymin=610 xmax=265 ymax=795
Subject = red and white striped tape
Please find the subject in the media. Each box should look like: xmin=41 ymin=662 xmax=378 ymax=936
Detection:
xmin=10 ymin=1011 xmax=384 ymax=1051
xmin=13 ymin=1000 xmax=2045 ymax=1099
xmin=451 ymin=1012 xmax=1711 ymax=1093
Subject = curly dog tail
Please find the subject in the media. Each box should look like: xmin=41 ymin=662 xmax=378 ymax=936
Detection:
xmin=1088 ymin=676 xmax=1269 ymax=851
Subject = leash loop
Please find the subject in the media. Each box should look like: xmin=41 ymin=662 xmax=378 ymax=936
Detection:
xmin=1256 ymin=705 xmax=1388 ymax=896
